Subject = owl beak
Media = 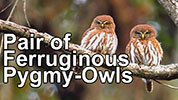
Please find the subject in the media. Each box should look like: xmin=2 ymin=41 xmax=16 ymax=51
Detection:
xmin=100 ymin=23 xmax=105 ymax=28
xmin=141 ymin=34 xmax=145 ymax=39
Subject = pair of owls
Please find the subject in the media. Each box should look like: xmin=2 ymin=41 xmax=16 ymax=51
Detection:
xmin=80 ymin=15 xmax=163 ymax=93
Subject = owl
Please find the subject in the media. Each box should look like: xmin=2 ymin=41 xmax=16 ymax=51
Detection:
xmin=125 ymin=24 xmax=163 ymax=92
xmin=80 ymin=15 xmax=118 ymax=55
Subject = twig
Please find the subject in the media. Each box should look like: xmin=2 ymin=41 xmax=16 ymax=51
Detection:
xmin=154 ymin=80 xmax=178 ymax=90
xmin=0 ymin=0 xmax=15 ymax=14
xmin=23 ymin=0 xmax=30 ymax=27
xmin=7 ymin=0 xmax=19 ymax=21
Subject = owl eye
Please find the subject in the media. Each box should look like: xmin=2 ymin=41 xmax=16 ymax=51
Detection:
xmin=96 ymin=20 xmax=102 ymax=24
xmin=145 ymin=31 xmax=151 ymax=34
xmin=104 ymin=21 xmax=110 ymax=25
xmin=135 ymin=31 xmax=141 ymax=34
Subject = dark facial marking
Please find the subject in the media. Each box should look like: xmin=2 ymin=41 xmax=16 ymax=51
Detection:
xmin=95 ymin=20 xmax=102 ymax=24
xmin=135 ymin=31 xmax=142 ymax=35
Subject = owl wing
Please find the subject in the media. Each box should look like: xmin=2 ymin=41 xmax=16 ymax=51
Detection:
xmin=110 ymin=33 xmax=118 ymax=54
xmin=125 ymin=39 xmax=140 ymax=64
xmin=148 ymin=38 xmax=163 ymax=65
xmin=125 ymin=40 xmax=131 ymax=56
xmin=80 ymin=27 xmax=97 ymax=49
xmin=81 ymin=27 xmax=117 ymax=54
xmin=81 ymin=27 xmax=95 ymax=40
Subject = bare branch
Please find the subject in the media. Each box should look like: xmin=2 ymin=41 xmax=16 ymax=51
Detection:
xmin=0 ymin=19 xmax=178 ymax=81
xmin=0 ymin=19 xmax=96 ymax=54
xmin=157 ymin=0 xmax=178 ymax=27
xmin=123 ymin=63 xmax=178 ymax=80
xmin=23 ymin=0 xmax=31 ymax=27
xmin=7 ymin=0 xmax=19 ymax=21
xmin=0 ymin=0 xmax=15 ymax=14
xmin=154 ymin=80 xmax=178 ymax=89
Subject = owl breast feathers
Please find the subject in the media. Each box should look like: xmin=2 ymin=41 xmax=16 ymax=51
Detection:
xmin=126 ymin=38 xmax=163 ymax=66
xmin=81 ymin=28 xmax=118 ymax=54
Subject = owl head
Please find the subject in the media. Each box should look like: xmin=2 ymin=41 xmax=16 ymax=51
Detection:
xmin=91 ymin=15 xmax=115 ymax=30
xmin=130 ymin=24 xmax=156 ymax=40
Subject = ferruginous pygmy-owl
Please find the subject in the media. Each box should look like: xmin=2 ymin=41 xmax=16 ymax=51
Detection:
xmin=125 ymin=24 xmax=163 ymax=92
xmin=80 ymin=15 xmax=118 ymax=55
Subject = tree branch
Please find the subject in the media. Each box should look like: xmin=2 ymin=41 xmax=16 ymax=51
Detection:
xmin=157 ymin=0 xmax=178 ymax=27
xmin=0 ymin=19 xmax=95 ymax=55
xmin=0 ymin=19 xmax=178 ymax=80
xmin=123 ymin=63 xmax=178 ymax=80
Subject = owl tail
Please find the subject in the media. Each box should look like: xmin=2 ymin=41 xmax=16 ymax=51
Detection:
xmin=142 ymin=78 xmax=153 ymax=93
xmin=146 ymin=79 xmax=153 ymax=93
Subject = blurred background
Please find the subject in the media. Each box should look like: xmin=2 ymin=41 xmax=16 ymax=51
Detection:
xmin=0 ymin=0 xmax=178 ymax=100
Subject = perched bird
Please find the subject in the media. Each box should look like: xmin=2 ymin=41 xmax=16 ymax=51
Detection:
xmin=80 ymin=15 xmax=118 ymax=55
xmin=125 ymin=24 xmax=163 ymax=92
